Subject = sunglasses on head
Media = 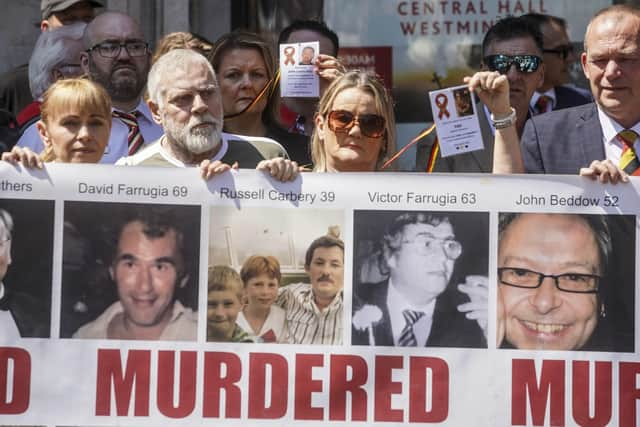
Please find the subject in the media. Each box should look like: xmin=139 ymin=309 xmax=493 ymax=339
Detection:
xmin=483 ymin=54 xmax=542 ymax=74
xmin=543 ymin=44 xmax=574 ymax=60
xmin=327 ymin=110 xmax=386 ymax=138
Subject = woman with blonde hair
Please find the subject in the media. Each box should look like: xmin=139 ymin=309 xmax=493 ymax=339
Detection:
xmin=312 ymin=70 xmax=396 ymax=172
xmin=3 ymin=77 xmax=111 ymax=166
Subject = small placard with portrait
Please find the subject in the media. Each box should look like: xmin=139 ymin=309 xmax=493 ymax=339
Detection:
xmin=429 ymin=84 xmax=484 ymax=157
xmin=279 ymin=41 xmax=320 ymax=98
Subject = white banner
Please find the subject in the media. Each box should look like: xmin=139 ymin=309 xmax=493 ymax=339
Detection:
xmin=0 ymin=163 xmax=638 ymax=426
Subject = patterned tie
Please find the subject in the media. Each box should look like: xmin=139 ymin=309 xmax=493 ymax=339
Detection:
xmin=398 ymin=309 xmax=425 ymax=347
xmin=617 ymin=130 xmax=640 ymax=176
xmin=112 ymin=110 xmax=144 ymax=155
xmin=534 ymin=95 xmax=551 ymax=115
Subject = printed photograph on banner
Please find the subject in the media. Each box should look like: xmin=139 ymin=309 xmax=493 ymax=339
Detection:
xmin=209 ymin=206 xmax=344 ymax=345
xmin=428 ymin=84 xmax=484 ymax=157
xmin=279 ymin=41 xmax=321 ymax=98
xmin=351 ymin=210 xmax=489 ymax=348
xmin=60 ymin=202 xmax=201 ymax=341
xmin=0 ymin=199 xmax=54 ymax=341
xmin=497 ymin=213 xmax=635 ymax=352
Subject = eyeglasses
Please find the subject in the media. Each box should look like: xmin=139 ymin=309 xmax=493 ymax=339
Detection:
xmin=401 ymin=234 xmax=462 ymax=260
xmin=483 ymin=54 xmax=542 ymax=74
xmin=543 ymin=44 xmax=574 ymax=60
xmin=498 ymin=267 xmax=600 ymax=294
xmin=87 ymin=41 xmax=149 ymax=58
xmin=327 ymin=110 xmax=386 ymax=138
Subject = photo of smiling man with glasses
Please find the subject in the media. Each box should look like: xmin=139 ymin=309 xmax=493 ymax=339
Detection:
xmin=497 ymin=213 xmax=634 ymax=352
xmin=352 ymin=211 xmax=488 ymax=348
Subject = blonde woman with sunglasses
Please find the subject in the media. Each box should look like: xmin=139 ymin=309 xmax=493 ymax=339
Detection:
xmin=312 ymin=70 xmax=397 ymax=172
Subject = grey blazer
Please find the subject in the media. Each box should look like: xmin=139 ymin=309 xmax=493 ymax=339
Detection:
xmin=521 ymin=102 xmax=605 ymax=174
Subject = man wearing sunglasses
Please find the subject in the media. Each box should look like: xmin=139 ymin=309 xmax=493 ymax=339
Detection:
xmin=521 ymin=5 xmax=640 ymax=181
xmin=79 ymin=11 xmax=163 ymax=163
xmin=522 ymin=13 xmax=592 ymax=115
xmin=352 ymin=212 xmax=487 ymax=348
xmin=416 ymin=16 xmax=544 ymax=173
xmin=496 ymin=213 xmax=625 ymax=351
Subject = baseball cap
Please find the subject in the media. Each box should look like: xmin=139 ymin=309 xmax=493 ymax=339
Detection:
xmin=41 ymin=0 xmax=104 ymax=20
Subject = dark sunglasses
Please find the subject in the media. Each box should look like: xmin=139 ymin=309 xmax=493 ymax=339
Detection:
xmin=543 ymin=44 xmax=574 ymax=60
xmin=327 ymin=110 xmax=386 ymax=138
xmin=483 ymin=54 xmax=542 ymax=74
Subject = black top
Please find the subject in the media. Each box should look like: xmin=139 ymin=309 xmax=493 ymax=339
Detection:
xmin=266 ymin=123 xmax=312 ymax=168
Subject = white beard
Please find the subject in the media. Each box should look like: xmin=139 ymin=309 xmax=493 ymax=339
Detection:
xmin=164 ymin=113 xmax=222 ymax=155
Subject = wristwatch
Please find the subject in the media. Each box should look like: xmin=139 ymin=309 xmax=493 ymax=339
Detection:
xmin=491 ymin=107 xmax=516 ymax=129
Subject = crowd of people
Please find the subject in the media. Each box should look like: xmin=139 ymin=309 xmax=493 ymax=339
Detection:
xmin=0 ymin=1 xmax=637 ymax=351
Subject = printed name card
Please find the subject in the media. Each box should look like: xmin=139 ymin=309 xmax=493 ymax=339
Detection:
xmin=429 ymin=84 xmax=484 ymax=157
xmin=279 ymin=41 xmax=320 ymax=98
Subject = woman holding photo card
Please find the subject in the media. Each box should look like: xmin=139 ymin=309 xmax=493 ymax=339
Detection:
xmin=210 ymin=31 xmax=310 ymax=165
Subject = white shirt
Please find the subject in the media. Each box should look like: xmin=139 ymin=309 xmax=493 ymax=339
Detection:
xmin=16 ymin=99 xmax=163 ymax=164
xmin=115 ymin=134 xmax=229 ymax=166
xmin=387 ymin=278 xmax=436 ymax=347
xmin=236 ymin=305 xmax=288 ymax=343
xmin=530 ymin=88 xmax=557 ymax=113
xmin=597 ymin=106 xmax=640 ymax=165
xmin=0 ymin=282 xmax=21 ymax=341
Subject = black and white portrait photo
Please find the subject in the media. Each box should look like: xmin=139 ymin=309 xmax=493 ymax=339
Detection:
xmin=352 ymin=210 xmax=489 ymax=348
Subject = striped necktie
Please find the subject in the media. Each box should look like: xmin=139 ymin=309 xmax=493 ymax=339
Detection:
xmin=398 ymin=309 xmax=424 ymax=347
xmin=534 ymin=95 xmax=552 ymax=115
xmin=617 ymin=130 xmax=640 ymax=176
xmin=112 ymin=110 xmax=144 ymax=155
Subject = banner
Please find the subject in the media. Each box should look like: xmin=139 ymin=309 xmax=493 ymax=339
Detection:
xmin=0 ymin=163 xmax=638 ymax=426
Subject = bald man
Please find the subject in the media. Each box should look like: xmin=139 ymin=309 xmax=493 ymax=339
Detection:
xmin=79 ymin=12 xmax=162 ymax=162
xmin=521 ymin=5 xmax=640 ymax=177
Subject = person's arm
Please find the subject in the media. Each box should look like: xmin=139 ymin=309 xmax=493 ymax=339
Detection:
xmin=199 ymin=159 xmax=237 ymax=179
xmin=256 ymin=158 xmax=301 ymax=182
xmin=464 ymin=71 xmax=524 ymax=173
xmin=1 ymin=145 xmax=43 ymax=169
xmin=315 ymin=53 xmax=345 ymax=89
xmin=579 ymin=160 xmax=629 ymax=184
xmin=456 ymin=275 xmax=488 ymax=340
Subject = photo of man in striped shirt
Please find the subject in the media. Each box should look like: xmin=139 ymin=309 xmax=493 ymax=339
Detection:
xmin=276 ymin=229 xmax=344 ymax=345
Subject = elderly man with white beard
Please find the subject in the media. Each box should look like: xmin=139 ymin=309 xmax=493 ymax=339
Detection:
xmin=117 ymin=49 xmax=298 ymax=181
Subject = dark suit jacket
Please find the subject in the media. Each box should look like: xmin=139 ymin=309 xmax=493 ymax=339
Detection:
xmin=352 ymin=279 xmax=486 ymax=348
xmin=521 ymin=102 xmax=605 ymax=174
xmin=0 ymin=287 xmax=49 ymax=338
xmin=415 ymin=102 xmax=495 ymax=173
xmin=554 ymin=85 xmax=592 ymax=111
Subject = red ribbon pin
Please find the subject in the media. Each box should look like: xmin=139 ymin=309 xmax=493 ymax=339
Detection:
xmin=435 ymin=93 xmax=450 ymax=119
xmin=284 ymin=46 xmax=296 ymax=66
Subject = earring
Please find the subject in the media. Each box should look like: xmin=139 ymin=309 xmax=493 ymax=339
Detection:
xmin=599 ymin=303 xmax=606 ymax=318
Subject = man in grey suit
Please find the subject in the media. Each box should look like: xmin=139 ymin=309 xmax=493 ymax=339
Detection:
xmin=416 ymin=16 xmax=544 ymax=172
xmin=522 ymin=5 xmax=640 ymax=178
